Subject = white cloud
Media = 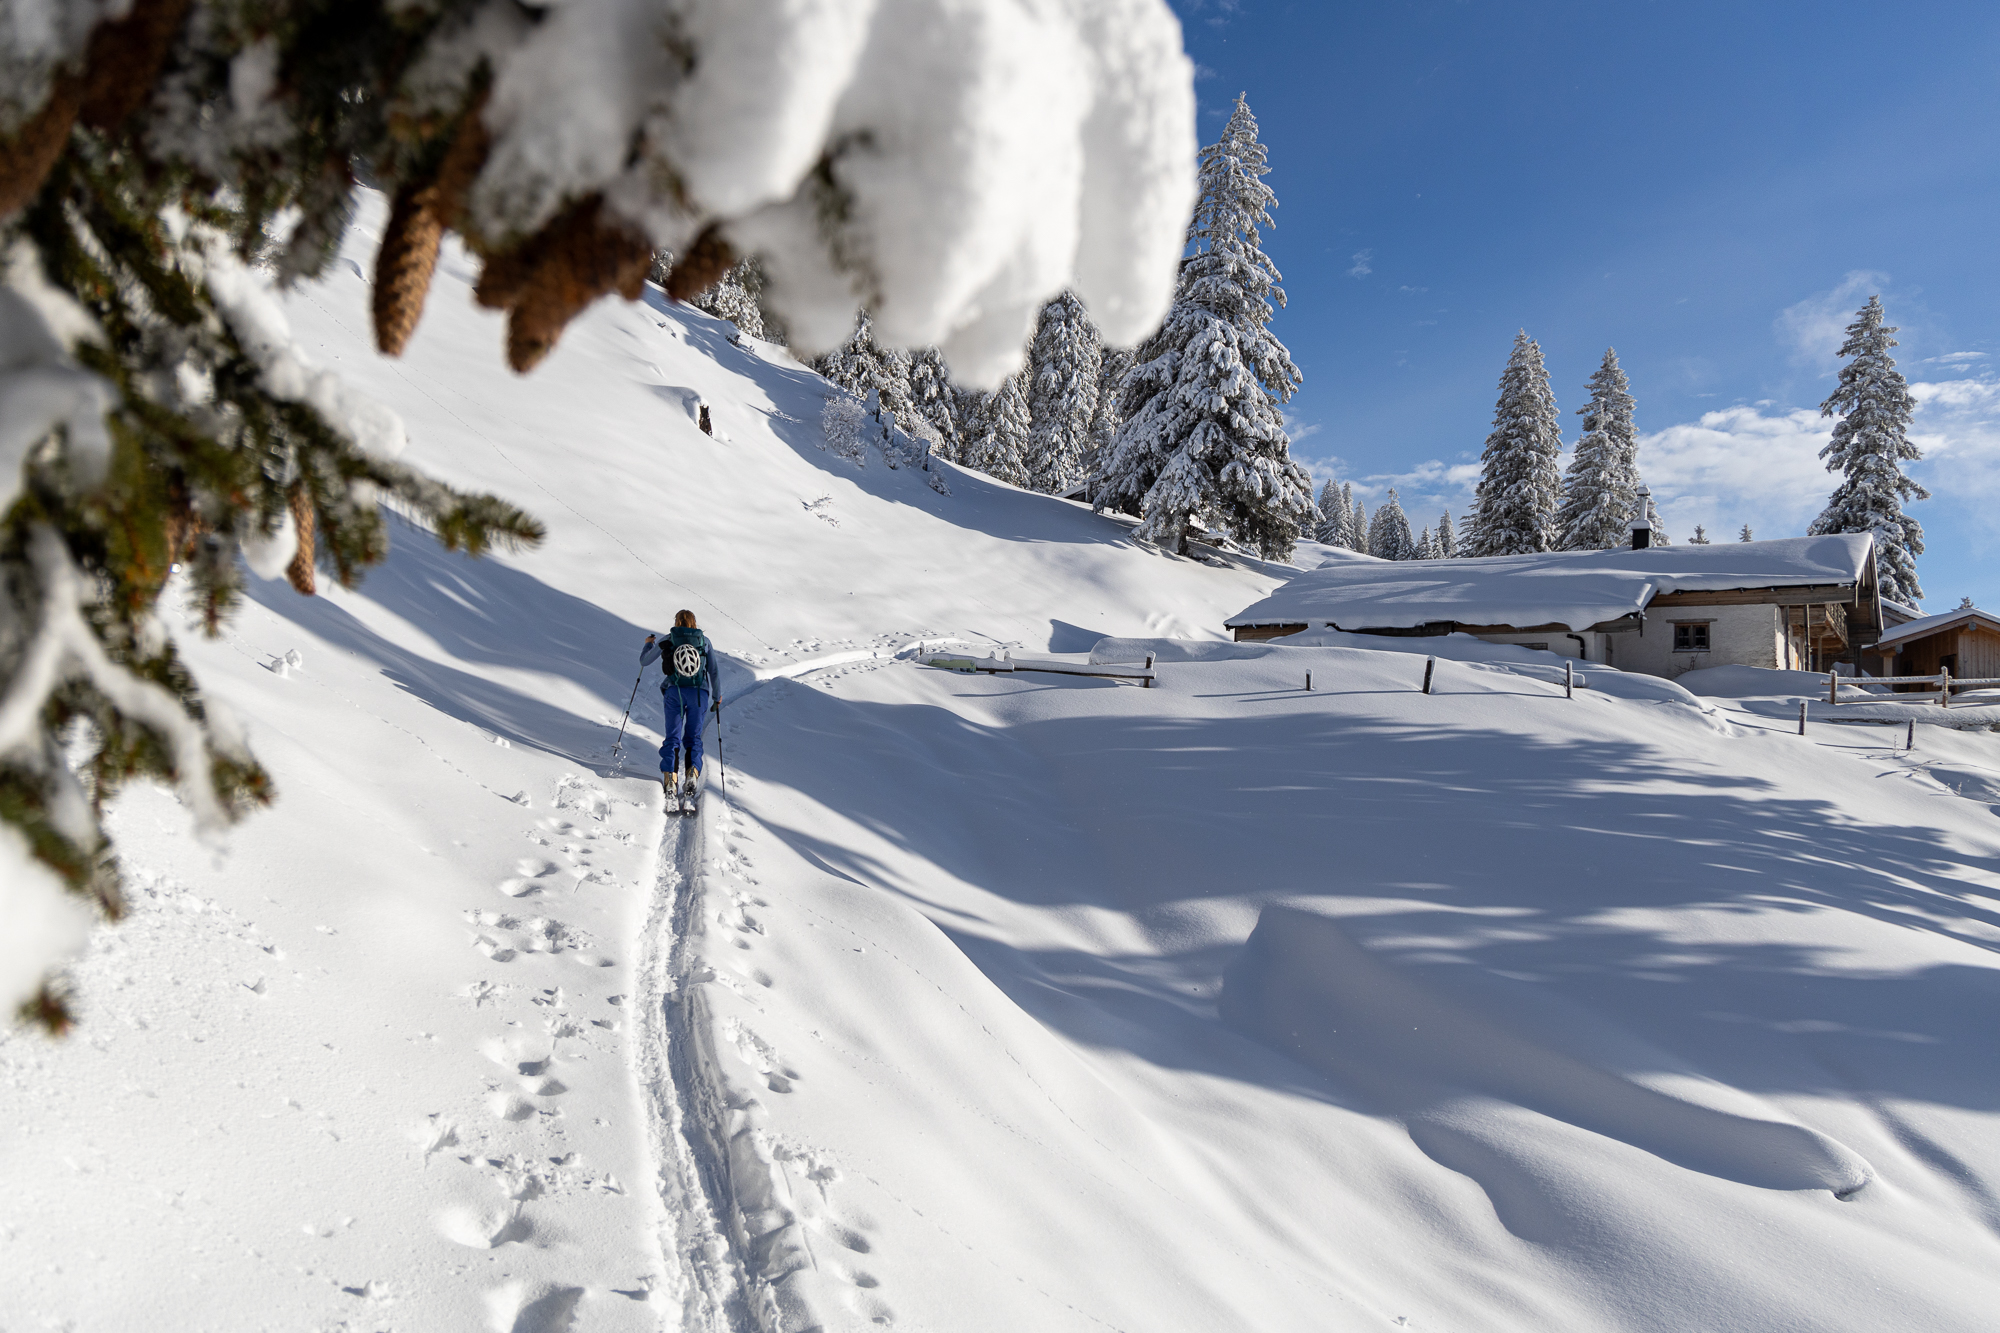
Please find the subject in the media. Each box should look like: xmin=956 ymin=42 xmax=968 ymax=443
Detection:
xmin=1302 ymin=458 xmax=1481 ymax=519
xmin=1630 ymin=377 xmax=2000 ymax=543
xmin=1926 ymin=351 xmax=1986 ymax=365
xmin=1775 ymin=270 xmax=1891 ymax=371
xmin=1636 ymin=404 xmax=1833 ymax=540
xmin=1347 ymin=249 xmax=1373 ymax=279
xmin=1909 ymin=378 xmax=2000 ymax=505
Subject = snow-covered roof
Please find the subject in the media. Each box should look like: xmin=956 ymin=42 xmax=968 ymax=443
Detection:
xmin=1875 ymin=606 xmax=2000 ymax=651
xmin=1228 ymin=534 xmax=1877 ymax=632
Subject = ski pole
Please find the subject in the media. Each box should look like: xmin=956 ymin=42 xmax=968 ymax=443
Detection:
xmin=712 ymin=696 xmax=726 ymax=792
xmin=609 ymin=664 xmax=644 ymax=764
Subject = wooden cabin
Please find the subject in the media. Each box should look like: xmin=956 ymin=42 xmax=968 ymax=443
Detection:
xmin=1873 ymin=607 xmax=2000 ymax=688
xmin=1225 ymin=529 xmax=1886 ymax=684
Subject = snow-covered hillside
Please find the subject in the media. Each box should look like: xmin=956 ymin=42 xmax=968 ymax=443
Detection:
xmin=5 ymin=195 xmax=2000 ymax=1333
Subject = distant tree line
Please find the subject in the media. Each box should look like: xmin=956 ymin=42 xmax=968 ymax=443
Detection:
xmin=1303 ymin=298 xmax=1925 ymax=604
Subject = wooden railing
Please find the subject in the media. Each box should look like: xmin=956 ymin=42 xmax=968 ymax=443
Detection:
xmin=925 ymin=652 xmax=1157 ymax=688
xmin=1830 ymin=668 xmax=2000 ymax=707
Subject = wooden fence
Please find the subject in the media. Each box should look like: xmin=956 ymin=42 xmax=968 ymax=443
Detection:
xmin=925 ymin=653 xmax=1157 ymax=688
xmin=1830 ymin=667 xmax=2000 ymax=708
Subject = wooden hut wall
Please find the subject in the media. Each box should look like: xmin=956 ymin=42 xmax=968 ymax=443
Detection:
xmin=1888 ymin=626 xmax=2000 ymax=686
xmin=1961 ymin=626 xmax=2000 ymax=679
xmin=1901 ymin=629 xmax=1954 ymax=678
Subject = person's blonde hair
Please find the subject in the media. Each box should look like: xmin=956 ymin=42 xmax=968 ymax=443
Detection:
xmin=674 ymin=609 xmax=697 ymax=628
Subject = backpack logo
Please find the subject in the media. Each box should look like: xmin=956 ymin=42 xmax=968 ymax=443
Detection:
xmin=672 ymin=643 xmax=703 ymax=680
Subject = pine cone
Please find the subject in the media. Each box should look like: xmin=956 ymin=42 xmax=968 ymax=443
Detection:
xmin=431 ymin=86 xmax=491 ymax=233
xmin=503 ymin=196 xmax=651 ymax=372
xmin=665 ymin=227 xmax=736 ymax=303
xmin=374 ymin=183 xmax=443 ymax=356
xmin=78 ymin=0 xmax=193 ymax=130
xmin=474 ymin=246 xmax=531 ymax=311
xmin=286 ymin=490 xmax=317 ymax=597
xmin=163 ymin=506 xmax=210 ymax=566
xmin=379 ymin=87 xmax=490 ymax=350
xmin=0 ymin=73 xmax=81 ymax=219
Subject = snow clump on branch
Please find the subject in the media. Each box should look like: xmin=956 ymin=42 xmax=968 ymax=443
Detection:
xmin=467 ymin=0 xmax=1197 ymax=385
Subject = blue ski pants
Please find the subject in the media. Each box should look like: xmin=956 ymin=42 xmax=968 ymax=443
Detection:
xmin=660 ymin=685 xmax=709 ymax=774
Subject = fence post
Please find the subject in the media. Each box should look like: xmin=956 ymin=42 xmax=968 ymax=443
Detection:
xmin=1422 ymin=657 xmax=1436 ymax=695
xmin=1798 ymin=701 xmax=1807 ymax=735
xmin=1565 ymin=659 xmax=1574 ymax=699
xmin=1906 ymin=719 xmax=1915 ymax=751
xmin=1828 ymin=672 xmax=1838 ymax=705
xmin=1145 ymin=652 xmax=1155 ymax=669
xmin=1941 ymin=666 xmax=1952 ymax=709
xmin=1306 ymin=670 xmax=1313 ymax=692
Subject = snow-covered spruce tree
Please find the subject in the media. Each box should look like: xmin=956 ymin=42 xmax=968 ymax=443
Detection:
xmin=1348 ymin=497 xmax=1368 ymax=552
xmin=1315 ymin=480 xmax=1350 ymax=546
xmin=960 ymin=375 xmax=1033 ymax=488
xmin=815 ymin=313 xmax=916 ymax=437
xmin=1740 ymin=524 xmax=1755 ymax=542
xmin=1467 ymin=331 xmax=1565 ymax=556
xmin=694 ymin=257 xmax=774 ymax=342
xmin=1807 ymin=296 xmax=1928 ymax=604
xmin=1960 ymin=596 xmax=1976 ymax=610
xmin=906 ymin=348 xmax=962 ymax=464
xmin=1025 ymin=291 xmax=1102 ymax=495
xmin=1416 ymin=526 xmax=1435 ymax=559
xmin=1436 ymin=509 xmax=1457 ymax=558
xmin=0 ymin=0 xmax=1198 ymax=1029
xmin=1086 ymin=345 xmax=1135 ymax=502
xmin=1556 ymin=348 xmax=1640 ymax=550
xmin=1690 ymin=525 xmax=1711 ymax=545
xmin=1368 ymin=489 xmax=1417 ymax=560
xmin=1095 ymin=94 xmax=1313 ymax=558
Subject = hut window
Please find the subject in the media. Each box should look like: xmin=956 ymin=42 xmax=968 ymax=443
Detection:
xmin=1673 ymin=622 xmax=1711 ymax=652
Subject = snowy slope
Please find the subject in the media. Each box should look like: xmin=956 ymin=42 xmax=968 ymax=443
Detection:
xmin=6 ymin=193 xmax=2000 ymax=1333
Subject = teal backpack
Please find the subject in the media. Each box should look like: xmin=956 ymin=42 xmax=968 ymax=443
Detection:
xmin=663 ymin=626 xmax=711 ymax=689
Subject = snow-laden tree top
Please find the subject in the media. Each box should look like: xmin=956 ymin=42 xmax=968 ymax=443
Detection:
xmin=1096 ymin=93 xmax=1312 ymax=559
xmin=1808 ymin=296 xmax=1927 ymax=606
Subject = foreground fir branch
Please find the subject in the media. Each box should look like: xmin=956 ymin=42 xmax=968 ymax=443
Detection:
xmin=0 ymin=3 xmax=552 ymax=1031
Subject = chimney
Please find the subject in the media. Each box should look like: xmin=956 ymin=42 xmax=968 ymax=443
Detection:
xmin=1630 ymin=484 xmax=1653 ymax=550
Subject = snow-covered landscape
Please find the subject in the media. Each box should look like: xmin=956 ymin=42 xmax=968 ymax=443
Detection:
xmin=5 ymin=198 xmax=2000 ymax=1332
xmin=7 ymin=5 xmax=2000 ymax=1331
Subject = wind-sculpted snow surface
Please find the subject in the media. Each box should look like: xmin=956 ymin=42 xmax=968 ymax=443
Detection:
xmin=718 ymin=645 xmax=2000 ymax=1331
xmin=1221 ymin=905 xmax=1876 ymax=1194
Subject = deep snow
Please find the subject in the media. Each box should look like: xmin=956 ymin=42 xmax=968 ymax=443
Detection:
xmin=5 ymin=194 xmax=2000 ymax=1332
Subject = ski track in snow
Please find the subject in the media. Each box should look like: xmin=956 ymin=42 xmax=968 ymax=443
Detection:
xmin=638 ymin=756 xmax=896 ymax=1333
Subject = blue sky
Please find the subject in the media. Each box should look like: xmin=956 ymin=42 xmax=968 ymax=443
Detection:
xmin=1167 ymin=0 xmax=2000 ymax=610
